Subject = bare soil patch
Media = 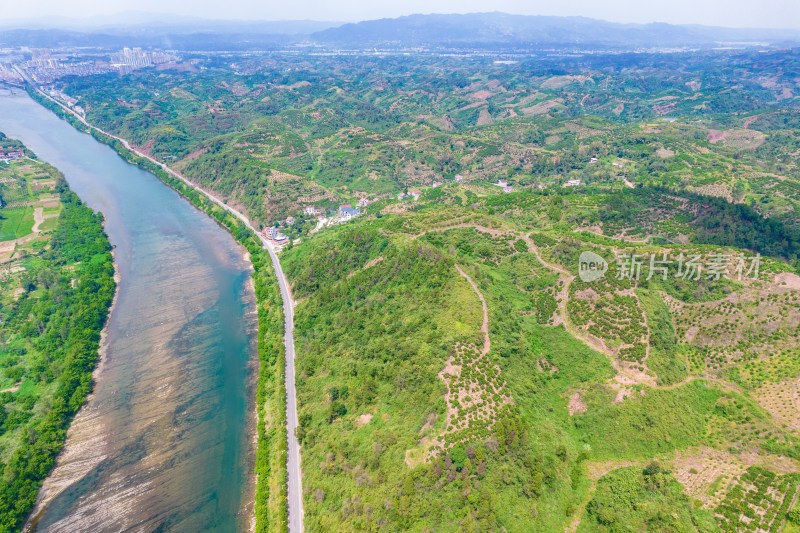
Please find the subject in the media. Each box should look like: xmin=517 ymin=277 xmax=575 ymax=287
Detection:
xmin=540 ymin=75 xmax=592 ymax=89
xmin=568 ymin=392 xmax=587 ymax=415
xmin=476 ymin=108 xmax=493 ymax=126
xmin=774 ymin=272 xmax=800 ymax=290
xmin=522 ymin=99 xmax=562 ymax=116
xmin=753 ymin=378 xmax=800 ymax=433
xmin=468 ymin=90 xmax=494 ymax=100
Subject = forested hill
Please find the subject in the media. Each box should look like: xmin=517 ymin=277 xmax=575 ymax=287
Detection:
xmin=0 ymin=138 xmax=115 ymax=530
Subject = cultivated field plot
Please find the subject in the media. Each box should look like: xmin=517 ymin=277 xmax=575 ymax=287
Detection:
xmin=422 ymin=226 xmax=520 ymax=266
xmin=715 ymin=467 xmax=799 ymax=533
xmin=436 ymin=341 xmax=515 ymax=449
xmin=668 ymin=272 xmax=800 ymax=376
xmin=568 ymin=274 xmax=648 ymax=363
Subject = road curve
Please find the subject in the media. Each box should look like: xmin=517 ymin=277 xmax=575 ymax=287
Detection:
xmin=23 ymin=78 xmax=305 ymax=532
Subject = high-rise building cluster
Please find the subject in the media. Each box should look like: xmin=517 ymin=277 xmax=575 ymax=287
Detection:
xmin=111 ymin=47 xmax=174 ymax=69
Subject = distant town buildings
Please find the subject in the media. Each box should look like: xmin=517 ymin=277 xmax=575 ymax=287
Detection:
xmin=111 ymin=47 xmax=175 ymax=70
xmin=22 ymin=47 xmax=178 ymax=83
xmin=0 ymin=64 xmax=23 ymax=84
xmin=563 ymin=179 xmax=582 ymax=187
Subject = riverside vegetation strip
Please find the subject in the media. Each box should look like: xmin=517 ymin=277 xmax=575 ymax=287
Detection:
xmin=0 ymin=135 xmax=115 ymax=531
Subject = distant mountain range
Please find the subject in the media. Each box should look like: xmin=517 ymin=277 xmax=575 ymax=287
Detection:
xmin=311 ymin=12 xmax=800 ymax=49
xmin=0 ymin=13 xmax=341 ymax=35
xmin=1 ymin=12 xmax=799 ymax=50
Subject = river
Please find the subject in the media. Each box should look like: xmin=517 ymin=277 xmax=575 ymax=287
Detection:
xmin=0 ymin=91 xmax=258 ymax=532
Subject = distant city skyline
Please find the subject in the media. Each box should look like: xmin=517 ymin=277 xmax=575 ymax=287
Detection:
xmin=4 ymin=0 xmax=800 ymax=30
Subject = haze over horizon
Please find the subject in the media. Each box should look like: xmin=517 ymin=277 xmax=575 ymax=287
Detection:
xmin=4 ymin=0 xmax=800 ymax=31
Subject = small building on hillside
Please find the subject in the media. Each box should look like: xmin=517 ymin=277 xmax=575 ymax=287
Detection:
xmin=563 ymin=179 xmax=582 ymax=187
xmin=454 ymin=174 xmax=464 ymax=183
xmin=356 ymin=197 xmax=380 ymax=208
xmin=286 ymin=216 xmax=296 ymax=226
xmin=303 ymin=205 xmax=318 ymax=216
xmin=503 ymin=186 xmax=513 ymax=193
xmin=339 ymin=206 xmax=362 ymax=221
xmin=497 ymin=178 xmax=508 ymax=187
xmin=432 ymin=181 xmax=443 ymax=188
xmin=0 ymin=150 xmax=23 ymax=162
xmin=264 ymin=227 xmax=288 ymax=242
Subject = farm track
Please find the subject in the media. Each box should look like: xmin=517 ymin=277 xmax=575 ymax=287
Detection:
xmin=455 ymin=264 xmax=490 ymax=356
xmin=414 ymin=222 xmax=743 ymax=395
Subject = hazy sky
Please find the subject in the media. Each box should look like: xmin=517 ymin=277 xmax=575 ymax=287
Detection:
xmin=10 ymin=0 xmax=800 ymax=29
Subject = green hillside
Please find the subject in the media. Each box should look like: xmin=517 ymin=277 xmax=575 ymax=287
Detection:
xmin=278 ymin=183 xmax=800 ymax=531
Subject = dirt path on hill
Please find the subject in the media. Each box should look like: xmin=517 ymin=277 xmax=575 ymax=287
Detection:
xmin=412 ymin=222 xmax=507 ymax=240
xmin=419 ymin=224 xmax=741 ymax=394
xmin=455 ymin=264 xmax=490 ymax=356
xmin=31 ymin=207 xmax=44 ymax=233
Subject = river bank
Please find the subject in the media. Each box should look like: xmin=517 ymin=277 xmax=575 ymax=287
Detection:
xmin=23 ymin=84 xmax=295 ymax=532
xmin=0 ymin=92 xmax=261 ymax=532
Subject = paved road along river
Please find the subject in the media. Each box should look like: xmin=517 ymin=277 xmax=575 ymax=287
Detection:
xmin=0 ymin=91 xmax=258 ymax=532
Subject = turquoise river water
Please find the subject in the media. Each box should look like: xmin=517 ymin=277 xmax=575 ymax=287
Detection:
xmin=0 ymin=91 xmax=257 ymax=532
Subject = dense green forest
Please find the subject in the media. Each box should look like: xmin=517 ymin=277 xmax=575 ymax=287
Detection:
xmin=0 ymin=147 xmax=115 ymax=531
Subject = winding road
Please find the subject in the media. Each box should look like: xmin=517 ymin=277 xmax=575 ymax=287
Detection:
xmin=22 ymin=77 xmax=306 ymax=532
